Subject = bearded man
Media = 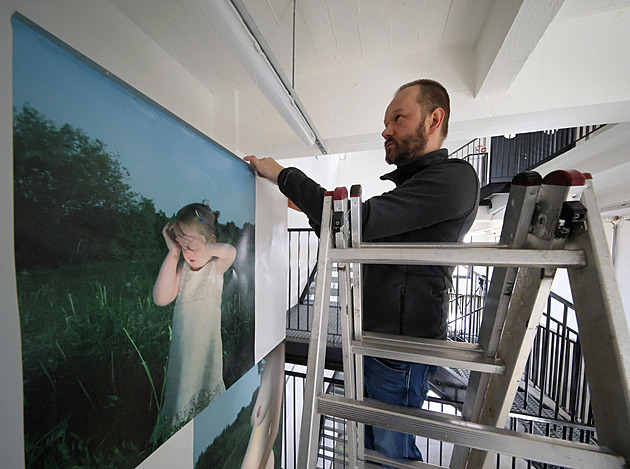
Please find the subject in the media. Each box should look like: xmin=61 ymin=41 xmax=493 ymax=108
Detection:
xmin=245 ymin=79 xmax=479 ymax=465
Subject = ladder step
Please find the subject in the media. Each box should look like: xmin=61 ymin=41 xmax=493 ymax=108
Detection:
xmin=317 ymin=395 xmax=625 ymax=469
xmin=352 ymin=332 xmax=505 ymax=374
xmin=330 ymin=245 xmax=585 ymax=268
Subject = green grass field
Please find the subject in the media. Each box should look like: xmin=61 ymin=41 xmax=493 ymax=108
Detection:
xmin=18 ymin=256 xmax=254 ymax=468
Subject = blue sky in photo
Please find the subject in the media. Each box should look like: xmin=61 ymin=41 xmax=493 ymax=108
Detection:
xmin=12 ymin=18 xmax=255 ymax=227
xmin=192 ymin=363 xmax=261 ymax=462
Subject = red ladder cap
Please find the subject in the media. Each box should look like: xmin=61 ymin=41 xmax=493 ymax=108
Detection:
xmin=543 ymin=169 xmax=586 ymax=186
xmin=333 ymin=187 xmax=348 ymax=200
xmin=324 ymin=191 xmax=333 ymax=197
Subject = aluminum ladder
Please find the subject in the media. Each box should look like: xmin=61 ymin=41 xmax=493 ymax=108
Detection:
xmin=297 ymin=169 xmax=630 ymax=469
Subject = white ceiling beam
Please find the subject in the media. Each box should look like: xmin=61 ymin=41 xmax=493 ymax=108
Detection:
xmin=474 ymin=0 xmax=564 ymax=98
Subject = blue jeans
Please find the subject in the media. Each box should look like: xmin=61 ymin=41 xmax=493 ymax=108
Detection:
xmin=363 ymin=356 xmax=438 ymax=465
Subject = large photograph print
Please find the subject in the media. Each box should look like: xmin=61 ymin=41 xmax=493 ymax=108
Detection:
xmin=13 ymin=15 xmax=255 ymax=468
xmin=194 ymin=342 xmax=284 ymax=469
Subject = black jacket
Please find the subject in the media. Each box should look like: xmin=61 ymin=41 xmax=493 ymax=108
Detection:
xmin=278 ymin=148 xmax=480 ymax=339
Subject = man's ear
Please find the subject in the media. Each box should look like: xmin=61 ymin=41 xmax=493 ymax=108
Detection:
xmin=426 ymin=107 xmax=445 ymax=137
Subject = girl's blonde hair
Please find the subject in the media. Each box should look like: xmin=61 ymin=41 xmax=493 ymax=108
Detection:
xmin=174 ymin=202 xmax=220 ymax=241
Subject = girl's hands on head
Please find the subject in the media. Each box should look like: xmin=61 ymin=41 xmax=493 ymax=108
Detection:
xmin=162 ymin=223 xmax=181 ymax=256
xmin=154 ymin=223 xmax=184 ymax=306
xmin=174 ymin=232 xmax=204 ymax=253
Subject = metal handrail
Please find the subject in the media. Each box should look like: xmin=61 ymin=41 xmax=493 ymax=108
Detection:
xmin=449 ymin=137 xmax=490 ymax=186
xmin=448 ymin=125 xmax=606 ymax=190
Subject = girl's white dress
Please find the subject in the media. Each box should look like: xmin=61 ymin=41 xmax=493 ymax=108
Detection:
xmin=161 ymin=258 xmax=226 ymax=432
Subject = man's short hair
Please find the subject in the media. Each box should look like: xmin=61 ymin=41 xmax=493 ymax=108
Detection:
xmin=397 ymin=79 xmax=450 ymax=139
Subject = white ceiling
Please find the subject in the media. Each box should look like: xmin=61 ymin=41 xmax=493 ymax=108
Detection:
xmin=106 ymin=0 xmax=630 ymax=160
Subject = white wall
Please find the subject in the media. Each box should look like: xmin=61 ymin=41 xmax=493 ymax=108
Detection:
xmin=1 ymin=2 xmax=287 ymax=467
xmin=254 ymin=180 xmax=288 ymax=362
xmin=608 ymin=217 xmax=630 ymax=323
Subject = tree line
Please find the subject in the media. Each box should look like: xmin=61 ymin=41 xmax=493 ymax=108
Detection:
xmin=13 ymin=104 xmax=250 ymax=270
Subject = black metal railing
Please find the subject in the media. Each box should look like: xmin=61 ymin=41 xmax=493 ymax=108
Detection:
xmin=449 ymin=137 xmax=490 ymax=186
xmin=447 ymin=265 xmax=489 ymax=343
xmin=287 ymin=229 xmax=342 ymax=343
xmin=288 ymin=228 xmax=317 ymax=312
xmin=524 ymin=292 xmax=593 ymax=426
xmin=445 ymin=267 xmax=593 ymax=426
xmin=450 ymin=125 xmax=606 ymax=195
xmin=447 ymin=274 xmax=595 ymax=426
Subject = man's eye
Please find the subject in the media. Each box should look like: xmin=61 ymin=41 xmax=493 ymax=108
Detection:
xmin=395 ymin=115 xmax=403 ymax=121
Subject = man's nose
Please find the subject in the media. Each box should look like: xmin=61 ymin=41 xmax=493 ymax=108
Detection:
xmin=382 ymin=124 xmax=393 ymax=139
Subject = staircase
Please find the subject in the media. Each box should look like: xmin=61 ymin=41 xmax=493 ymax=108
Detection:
xmin=450 ymin=124 xmax=606 ymax=202
xmin=286 ymin=230 xmax=344 ymax=367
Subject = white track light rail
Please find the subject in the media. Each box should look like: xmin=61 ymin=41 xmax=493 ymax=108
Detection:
xmin=199 ymin=0 xmax=327 ymax=154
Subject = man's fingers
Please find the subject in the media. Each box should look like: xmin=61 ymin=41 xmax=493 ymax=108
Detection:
xmin=243 ymin=155 xmax=258 ymax=168
xmin=244 ymin=155 xmax=265 ymax=178
xmin=243 ymin=155 xmax=281 ymax=183
xmin=244 ymin=155 xmax=267 ymax=179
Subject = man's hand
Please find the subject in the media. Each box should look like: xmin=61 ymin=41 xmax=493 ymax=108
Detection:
xmin=243 ymin=155 xmax=285 ymax=184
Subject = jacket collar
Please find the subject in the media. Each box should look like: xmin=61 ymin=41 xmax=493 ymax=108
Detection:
xmin=380 ymin=148 xmax=449 ymax=186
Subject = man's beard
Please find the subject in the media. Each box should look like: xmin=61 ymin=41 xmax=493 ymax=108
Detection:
xmin=385 ymin=124 xmax=428 ymax=166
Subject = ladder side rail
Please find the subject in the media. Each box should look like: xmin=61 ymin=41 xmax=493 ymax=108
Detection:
xmin=350 ymin=184 xmax=365 ymax=464
xmin=334 ymin=188 xmax=358 ymax=467
xmin=452 ymin=173 xmax=542 ymax=468
xmin=478 ymin=172 xmax=545 ymax=354
xmin=338 ymin=265 xmax=358 ymax=466
xmin=298 ymin=193 xmax=336 ymax=469
xmin=464 ymin=170 xmax=589 ymax=469
xmin=566 ymin=175 xmax=630 ymax=463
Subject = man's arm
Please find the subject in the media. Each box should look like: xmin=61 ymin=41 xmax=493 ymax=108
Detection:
xmin=244 ymin=155 xmax=478 ymax=241
xmin=244 ymin=155 xmax=327 ymax=233
xmin=277 ymin=167 xmax=327 ymax=233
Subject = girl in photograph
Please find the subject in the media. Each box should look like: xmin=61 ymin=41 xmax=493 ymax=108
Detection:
xmin=241 ymin=342 xmax=285 ymax=469
xmin=153 ymin=202 xmax=237 ymax=434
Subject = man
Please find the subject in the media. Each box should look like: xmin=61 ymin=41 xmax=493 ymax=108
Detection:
xmin=245 ymin=79 xmax=479 ymax=464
